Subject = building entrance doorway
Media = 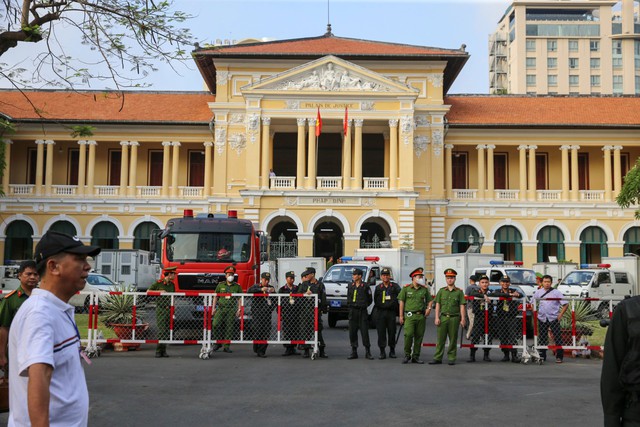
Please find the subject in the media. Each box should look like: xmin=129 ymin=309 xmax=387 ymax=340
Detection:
xmin=313 ymin=221 xmax=343 ymax=261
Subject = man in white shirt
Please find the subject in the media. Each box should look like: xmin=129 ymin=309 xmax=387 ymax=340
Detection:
xmin=8 ymin=231 xmax=100 ymax=426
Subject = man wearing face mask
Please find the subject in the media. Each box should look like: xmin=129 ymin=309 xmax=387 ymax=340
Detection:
xmin=398 ymin=267 xmax=433 ymax=364
xmin=212 ymin=265 xmax=242 ymax=353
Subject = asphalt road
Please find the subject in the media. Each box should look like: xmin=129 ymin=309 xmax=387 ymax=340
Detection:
xmin=0 ymin=317 xmax=605 ymax=427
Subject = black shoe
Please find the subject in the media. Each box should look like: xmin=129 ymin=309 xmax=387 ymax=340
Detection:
xmin=155 ymin=352 xmax=163 ymax=358
xmin=448 ymin=361 xmax=455 ymax=365
xmin=223 ymin=347 xmax=233 ymax=353
xmin=258 ymin=352 xmax=267 ymax=358
xmin=292 ymin=349 xmax=301 ymax=356
xmin=379 ymin=351 xmax=387 ymax=360
xmin=501 ymin=354 xmax=510 ymax=362
xmin=303 ymin=349 xmax=310 ymax=358
xmin=212 ymin=344 xmax=222 ymax=352
xmin=512 ymin=356 xmax=521 ymax=363
xmin=402 ymin=356 xmax=411 ymax=364
xmin=365 ymin=351 xmax=374 ymax=360
xmin=162 ymin=352 xmax=170 ymax=358
xmin=483 ymin=351 xmax=492 ymax=362
xmin=412 ymin=358 xmax=425 ymax=364
xmin=428 ymin=360 xmax=442 ymax=365
xmin=389 ymin=349 xmax=396 ymax=359
xmin=348 ymin=350 xmax=358 ymax=360
xmin=282 ymin=349 xmax=292 ymax=357
xmin=319 ymin=349 xmax=328 ymax=359
xmin=467 ymin=357 xmax=476 ymax=363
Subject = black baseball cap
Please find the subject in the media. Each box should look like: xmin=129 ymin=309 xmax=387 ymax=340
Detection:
xmin=35 ymin=231 xmax=101 ymax=267
xmin=285 ymin=271 xmax=296 ymax=278
xmin=352 ymin=268 xmax=364 ymax=276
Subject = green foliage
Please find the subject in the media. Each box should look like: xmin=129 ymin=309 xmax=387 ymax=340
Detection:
xmin=560 ymin=300 xmax=596 ymax=336
xmin=70 ymin=125 xmax=96 ymax=138
xmin=99 ymin=284 xmax=141 ymax=325
xmin=617 ymin=158 xmax=640 ymax=219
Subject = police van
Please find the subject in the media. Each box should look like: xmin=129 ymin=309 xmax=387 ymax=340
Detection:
xmin=472 ymin=260 xmax=538 ymax=300
xmin=322 ymin=257 xmax=393 ymax=328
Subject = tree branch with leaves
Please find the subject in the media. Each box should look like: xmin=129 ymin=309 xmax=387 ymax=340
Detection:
xmin=616 ymin=157 xmax=640 ymax=219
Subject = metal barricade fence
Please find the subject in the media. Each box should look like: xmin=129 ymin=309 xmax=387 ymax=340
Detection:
xmin=78 ymin=291 xmax=319 ymax=359
xmin=459 ymin=295 xmax=528 ymax=359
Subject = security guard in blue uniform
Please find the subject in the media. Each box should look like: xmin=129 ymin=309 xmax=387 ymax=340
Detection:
xmin=346 ymin=268 xmax=373 ymax=360
xmin=278 ymin=271 xmax=300 ymax=356
xmin=297 ymin=267 xmax=328 ymax=358
xmin=248 ymin=272 xmax=276 ymax=357
xmin=374 ymin=267 xmax=401 ymax=359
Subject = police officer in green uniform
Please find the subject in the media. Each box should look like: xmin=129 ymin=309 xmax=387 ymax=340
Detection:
xmin=298 ymin=267 xmax=328 ymax=359
xmin=148 ymin=266 xmax=176 ymax=358
xmin=430 ymin=268 xmax=466 ymax=365
xmin=0 ymin=260 xmax=39 ymax=370
xmin=398 ymin=267 xmax=433 ymax=364
xmin=212 ymin=265 xmax=242 ymax=353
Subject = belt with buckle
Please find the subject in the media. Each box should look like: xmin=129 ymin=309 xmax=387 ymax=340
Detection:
xmin=404 ymin=310 xmax=423 ymax=317
xmin=441 ymin=313 xmax=460 ymax=318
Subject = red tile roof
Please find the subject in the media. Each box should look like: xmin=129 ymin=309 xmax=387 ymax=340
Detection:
xmin=446 ymin=96 xmax=640 ymax=127
xmin=198 ymin=34 xmax=466 ymax=57
xmin=0 ymin=90 xmax=215 ymax=123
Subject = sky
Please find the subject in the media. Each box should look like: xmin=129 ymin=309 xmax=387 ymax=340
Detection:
xmin=1 ymin=0 xmax=511 ymax=94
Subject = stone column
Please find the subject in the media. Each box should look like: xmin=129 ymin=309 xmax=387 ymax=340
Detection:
xmin=171 ymin=141 xmax=181 ymax=197
xmin=445 ymin=143 xmax=453 ymax=199
xmin=570 ymin=145 xmax=580 ymax=201
xmin=2 ymin=139 xmax=12 ymax=195
xmin=44 ymin=140 xmax=55 ymax=195
xmin=343 ymin=119 xmax=353 ymax=190
xmin=296 ymin=118 xmax=306 ymax=190
xmin=613 ymin=146 xmax=623 ymax=197
xmin=260 ymin=117 xmax=271 ymax=189
xmin=398 ymin=117 xmax=414 ymax=190
xmin=161 ymin=141 xmax=171 ymax=196
xmin=128 ymin=141 xmax=139 ymax=196
xmin=353 ymin=119 xmax=363 ymax=190
xmin=76 ymin=140 xmax=87 ymax=196
xmin=119 ymin=141 xmax=129 ymax=196
xmin=389 ymin=119 xmax=398 ymax=191
xmin=213 ymin=122 xmax=228 ymax=196
xmin=476 ymin=144 xmax=486 ymax=200
xmin=203 ymin=141 xmax=213 ymax=197
xmin=528 ymin=145 xmax=537 ymax=201
xmin=35 ymin=139 xmax=45 ymax=195
xmin=86 ymin=141 xmax=97 ymax=196
xmin=518 ymin=145 xmax=527 ymax=201
xmin=603 ymin=145 xmax=613 ymax=202
xmin=307 ymin=118 xmax=317 ymax=190
xmin=486 ymin=144 xmax=495 ymax=200
xmin=560 ymin=145 xmax=570 ymax=201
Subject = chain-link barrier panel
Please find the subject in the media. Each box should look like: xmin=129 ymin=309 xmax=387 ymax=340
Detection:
xmin=459 ymin=296 xmax=527 ymax=361
xmin=78 ymin=291 xmax=318 ymax=359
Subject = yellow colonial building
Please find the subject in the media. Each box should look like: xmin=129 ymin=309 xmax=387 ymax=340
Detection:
xmin=1 ymin=31 xmax=639 ymax=277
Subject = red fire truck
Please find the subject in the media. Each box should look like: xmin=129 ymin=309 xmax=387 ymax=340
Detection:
xmin=151 ymin=209 xmax=268 ymax=291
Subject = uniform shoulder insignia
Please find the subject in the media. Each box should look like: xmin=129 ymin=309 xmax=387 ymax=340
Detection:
xmin=404 ymin=284 xmax=411 ymax=287
xmin=4 ymin=290 xmax=17 ymax=299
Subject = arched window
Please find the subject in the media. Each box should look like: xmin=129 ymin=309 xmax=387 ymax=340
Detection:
xmin=269 ymin=220 xmax=298 ymax=260
xmin=48 ymin=220 xmax=77 ymax=236
xmin=494 ymin=225 xmax=522 ymax=261
xmin=360 ymin=220 xmax=391 ymax=249
xmin=133 ymin=222 xmax=157 ymax=251
xmin=580 ymin=226 xmax=608 ymax=264
xmin=91 ymin=222 xmax=119 ymax=250
xmin=537 ymin=226 xmax=565 ymax=262
xmin=451 ymin=225 xmax=479 ymax=254
xmin=623 ymin=227 xmax=640 ymax=256
xmin=4 ymin=221 xmax=34 ymax=263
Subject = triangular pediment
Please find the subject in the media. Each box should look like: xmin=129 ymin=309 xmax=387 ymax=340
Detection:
xmin=242 ymin=55 xmax=418 ymax=95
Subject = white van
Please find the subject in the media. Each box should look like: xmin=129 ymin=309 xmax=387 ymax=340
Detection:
xmin=472 ymin=260 xmax=538 ymax=300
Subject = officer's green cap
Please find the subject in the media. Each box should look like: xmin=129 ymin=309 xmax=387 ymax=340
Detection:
xmin=444 ymin=268 xmax=457 ymax=277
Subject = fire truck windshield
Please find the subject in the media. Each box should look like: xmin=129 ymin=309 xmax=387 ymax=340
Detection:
xmin=166 ymin=232 xmax=252 ymax=263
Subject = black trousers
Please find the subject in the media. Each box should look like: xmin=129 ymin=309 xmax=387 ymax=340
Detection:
xmin=375 ymin=308 xmax=397 ymax=349
xmin=348 ymin=307 xmax=370 ymax=349
xmin=538 ymin=319 xmax=563 ymax=360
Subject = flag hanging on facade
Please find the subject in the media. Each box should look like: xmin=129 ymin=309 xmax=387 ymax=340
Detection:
xmin=343 ymin=107 xmax=348 ymax=136
xmin=316 ymin=107 xmax=322 ymax=137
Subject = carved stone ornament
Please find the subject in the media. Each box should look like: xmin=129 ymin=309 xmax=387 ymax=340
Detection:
xmin=415 ymin=115 xmax=430 ymax=127
xmin=228 ymin=133 xmax=246 ymax=155
xmin=286 ymin=197 xmax=298 ymax=206
xmin=362 ymin=198 xmax=376 ymax=207
xmin=427 ymin=74 xmax=443 ymax=88
xmin=361 ymin=101 xmax=375 ymax=111
xmin=217 ymin=71 xmax=229 ymax=86
xmin=285 ymin=100 xmax=300 ymax=109
xmin=273 ymin=63 xmax=392 ymax=92
xmin=432 ymin=129 xmax=444 ymax=157
xmin=414 ymin=135 xmax=430 ymax=158
xmin=214 ymin=128 xmax=227 ymax=154
xmin=401 ymin=116 xmax=414 ymax=145
xmin=246 ymin=113 xmax=260 ymax=143
xmin=230 ymin=113 xmax=245 ymax=124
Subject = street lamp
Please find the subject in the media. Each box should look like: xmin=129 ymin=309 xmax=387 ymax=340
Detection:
xmin=468 ymin=234 xmax=485 ymax=250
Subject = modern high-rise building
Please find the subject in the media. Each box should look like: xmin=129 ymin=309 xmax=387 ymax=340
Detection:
xmin=490 ymin=0 xmax=640 ymax=95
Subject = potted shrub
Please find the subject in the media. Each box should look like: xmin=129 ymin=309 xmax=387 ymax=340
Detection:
xmin=557 ymin=300 xmax=596 ymax=355
xmin=99 ymin=284 xmax=148 ymax=349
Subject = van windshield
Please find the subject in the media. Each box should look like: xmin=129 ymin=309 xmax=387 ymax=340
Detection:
xmin=505 ymin=269 xmax=537 ymax=286
xmin=561 ymin=271 xmax=594 ymax=286
xmin=324 ymin=265 xmax=368 ymax=282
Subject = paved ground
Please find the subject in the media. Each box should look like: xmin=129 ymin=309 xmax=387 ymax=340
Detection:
xmin=0 ymin=317 xmax=605 ymax=426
